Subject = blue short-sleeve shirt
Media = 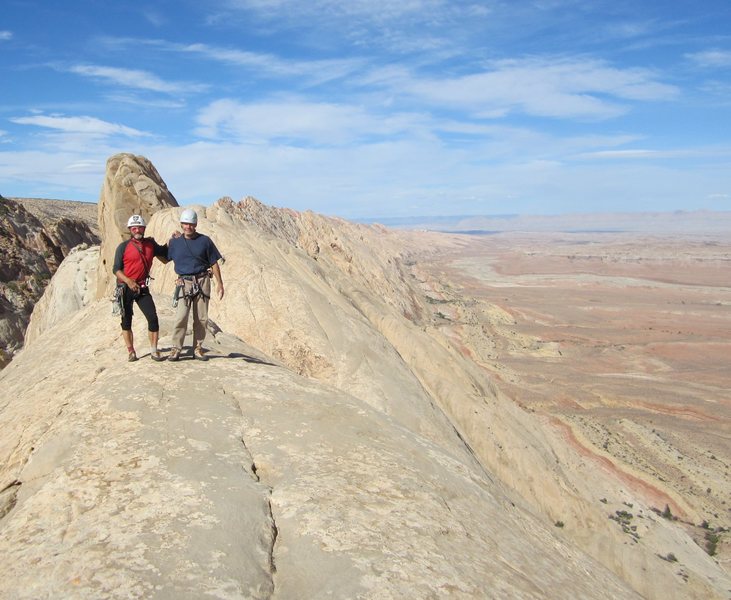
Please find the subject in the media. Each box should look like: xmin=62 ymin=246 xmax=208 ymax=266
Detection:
xmin=168 ymin=233 xmax=222 ymax=275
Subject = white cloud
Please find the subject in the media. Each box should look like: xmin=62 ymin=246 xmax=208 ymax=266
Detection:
xmin=1 ymin=133 xmax=729 ymax=217
xmin=572 ymin=146 xmax=731 ymax=162
xmin=142 ymin=10 xmax=166 ymax=27
xmin=179 ymin=42 xmax=363 ymax=84
xmin=224 ymin=0 xmax=446 ymax=23
xmin=369 ymin=57 xmax=678 ymax=120
xmin=574 ymin=149 xmax=660 ymax=159
xmin=0 ymin=31 xmax=12 ymax=41
xmin=97 ymin=37 xmax=364 ymax=85
xmin=215 ymin=0 xmax=461 ymax=53
xmin=67 ymin=64 xmax=208 ymax=94
xmin=0 ymin=150 xmax=110 ymax=199
xmin=194 ymin=98 xmax=424 ymax=144
xmin=103 ymin=93 xmax=187 ymax=109
xmin=140 ymin=138 xmax=731 ymax=217
xmin=687 ymin=50 xmax=731 ymax=68
xmin=64 ymin=160 xmax=105 ymax=173
xmin=10 ymin=114 xmax=149 ymax=137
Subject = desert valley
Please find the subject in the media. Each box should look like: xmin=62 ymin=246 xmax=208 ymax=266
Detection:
xmin=0 ymin=154 xmax=729 ymax=599
xmin=414 ymin=231 xmax=730 ymax=548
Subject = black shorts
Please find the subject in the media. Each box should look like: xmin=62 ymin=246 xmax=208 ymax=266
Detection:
xmin=120 ymin=286 xmax=159 ymax=332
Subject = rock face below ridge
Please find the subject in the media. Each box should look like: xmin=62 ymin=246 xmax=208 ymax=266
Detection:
xmin=0 ymin=195 xmax=98 ymax=367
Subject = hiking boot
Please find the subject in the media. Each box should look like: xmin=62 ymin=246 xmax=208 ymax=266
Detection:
xmin=151 ymin=350 xmax=165 ymax=362
xmin=194 ymin=346 xmax=208 ymax=361
xmin=128 ymin=350 xmax=138 ymax=362
xmin=168 ymin=348 xmax=181 ymax=362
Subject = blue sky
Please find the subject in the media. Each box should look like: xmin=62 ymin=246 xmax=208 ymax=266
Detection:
xmin=1 ymin=0 xmax=730 ymax=218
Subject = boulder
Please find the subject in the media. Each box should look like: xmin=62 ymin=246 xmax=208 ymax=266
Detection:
xmin=95 ymin=153 xmax=178 ymax=299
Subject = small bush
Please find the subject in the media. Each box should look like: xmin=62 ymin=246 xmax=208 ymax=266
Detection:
xmin=705 ymin=531 xmax=719 ymax=556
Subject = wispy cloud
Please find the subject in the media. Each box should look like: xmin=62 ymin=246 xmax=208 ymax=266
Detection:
xmin=575 ymin=149 xmax=661 ymax=160
xmin=213 ymin=0 xmax=468 ymax=53
xmin=180 ymin=42 xmax=363 ymax=84
xmin=686 ymin=49 xmax=731 ymax=68
xmin=67 ymin=64 xmax=208 ymax=94
xmin=573 ymin=148 xmax=710 ymax=161
xmin=194 ymin=98 xmax=422 ymax=144
xmin=64 ymin=160 xmax=105 ymax=173
xmin=222 ymin=0 xmax=447 ymax=24
xmin=95 ymin=36 xmax=364 ymax=85
xmin=362 ymin=57 xmax=678 ymax=120
xmin=142 ymin=10 xmax=166 ymax=27
xmin=10 ymin=114 xmax=150 ymax=137
xmin=103 ymin=93 xmax=188 ymax=109
xmin=0 ymin=30 xmax=12 ymax=41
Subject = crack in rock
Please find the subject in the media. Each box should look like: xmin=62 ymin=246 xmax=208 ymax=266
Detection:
xmin=0 ymin=480 xmax=21 ymax=521
xmin=240 ymin=432 xmax=279 ymax=594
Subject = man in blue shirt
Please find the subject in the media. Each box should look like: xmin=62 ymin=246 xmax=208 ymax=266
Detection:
xmin=167 ymin=208 xmax=224 ymax=361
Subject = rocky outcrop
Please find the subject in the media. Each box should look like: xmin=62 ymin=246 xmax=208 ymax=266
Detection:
xmin=95 ymin=153 xmax=178 ymax=299
xmin=0 ymin=195 xmax=98 ymax=367
xmin=24 ymin=244 xmax=99 ymax=346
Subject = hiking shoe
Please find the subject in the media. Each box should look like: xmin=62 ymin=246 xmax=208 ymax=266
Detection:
xmin=168 ymin=348 xmax=181 ymax=362
xmin=128 ymin=351 xmax=138 ymax=362
xmin=194 ymin=346 xmax=208 ymax=361
xmin=151 ymin=350 xmax=165 ymax=362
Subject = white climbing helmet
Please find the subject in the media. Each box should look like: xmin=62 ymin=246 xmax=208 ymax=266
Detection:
xmin=127 ymin=214 xmax=146 ymax=228
xmin=180 ymin=208 xmax=198 ymax=225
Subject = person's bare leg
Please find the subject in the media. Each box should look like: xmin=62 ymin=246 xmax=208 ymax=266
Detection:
xmin=148 ymin=330 xmax=163 ymax=360
xmin=122 ymin=330 xmax=136 ymax=361
xmin=148 ymin=330 xmax=159 ymax=351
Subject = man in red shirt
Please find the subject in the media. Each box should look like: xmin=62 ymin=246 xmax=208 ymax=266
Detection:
xmin=113 ymin=214 xmax=169 ymax=361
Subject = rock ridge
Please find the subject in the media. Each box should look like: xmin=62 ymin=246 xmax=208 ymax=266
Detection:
xmin=2 ymin=155 xmax=728 ymax=598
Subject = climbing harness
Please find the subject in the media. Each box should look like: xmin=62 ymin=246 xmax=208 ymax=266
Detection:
xmin=172 ymin=271 xmax=211 ymax=307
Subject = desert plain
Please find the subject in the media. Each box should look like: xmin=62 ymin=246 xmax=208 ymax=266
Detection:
xmin=412 ymin=230 xmax=730 ymax=552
